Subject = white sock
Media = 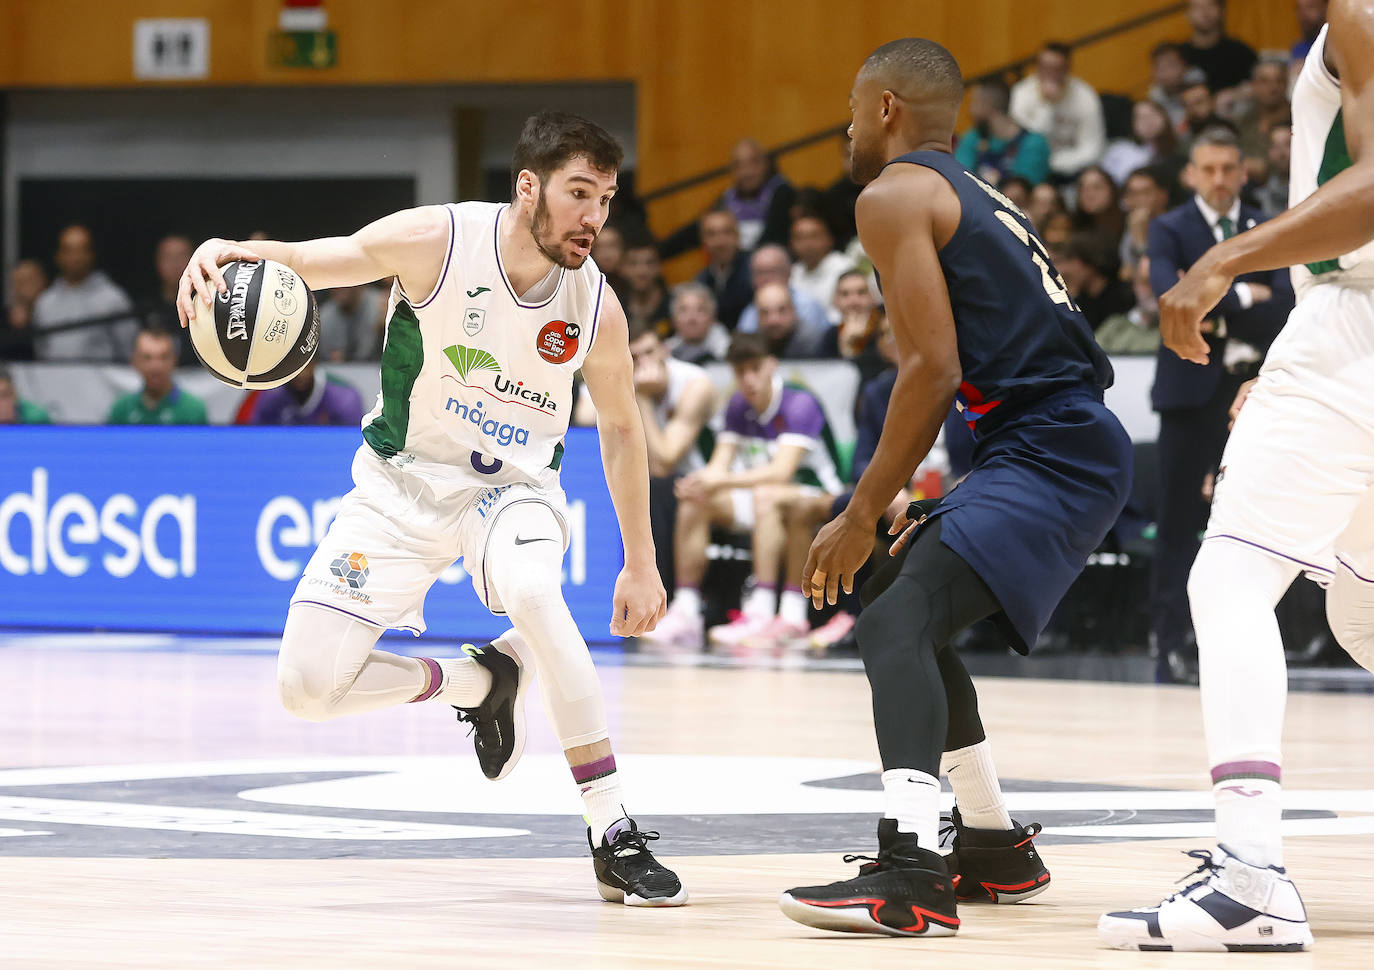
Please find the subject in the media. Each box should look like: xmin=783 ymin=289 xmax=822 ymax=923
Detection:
xmin=881 ymin=768 xmax=941 ymax=851
xmin=743 ymin=583 xmax=776 ymax=619
xmin=779 ymin=588 xmax=808 ymax=627
xmin=672 ymin=586 xmax=702 ymax=617
xmin=1190 ymin=540 xmax=1296 ymax=871
xmin=941 ymin=740 xmax=1013 ymax=830
xmin=1214 ymin=775 xmax=1283 ymax=867
xmin=435 ymin=655 xmax=492 ymax=707
xmin=574 ymin=754 xmax=626 ymax=840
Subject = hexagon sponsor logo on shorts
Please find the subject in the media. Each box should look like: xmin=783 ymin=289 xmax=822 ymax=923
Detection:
xmin=329 ymin=552 xmax=371 ymax=589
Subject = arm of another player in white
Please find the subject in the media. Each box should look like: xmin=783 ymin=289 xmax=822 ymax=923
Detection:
xmin=178 ymin=206 xmax=451 ymax=327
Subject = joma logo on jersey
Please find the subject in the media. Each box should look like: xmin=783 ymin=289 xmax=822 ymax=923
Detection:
xmin=442 ymin=344 xmax=557 ymax=413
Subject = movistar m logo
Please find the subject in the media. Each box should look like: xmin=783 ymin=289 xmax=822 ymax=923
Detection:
xmin=443 ymin=344 xmax=500 ymax=382
xmin=466 ymin=286 xmax=491 ymax=298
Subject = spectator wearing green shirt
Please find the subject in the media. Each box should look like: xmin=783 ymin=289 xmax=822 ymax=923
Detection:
xmin=0 ymin=363 xmax=50 ymax=423
xmin=955 ymin=78 xmax=1052 ymax=186
xmin=107 ymin=328 xmax=208 ymax=426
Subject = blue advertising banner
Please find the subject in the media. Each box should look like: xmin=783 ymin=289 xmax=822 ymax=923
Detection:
xmin=0 ymin=427 xmax=624 ymax=641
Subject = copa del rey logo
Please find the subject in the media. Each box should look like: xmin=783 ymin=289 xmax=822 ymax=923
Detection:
xmin=536 ymin=320 xmax=580 ymax=365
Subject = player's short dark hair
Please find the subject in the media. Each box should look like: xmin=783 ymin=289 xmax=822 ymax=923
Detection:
xmin=1042 ymin=41 xmax=1072 ymax=61
xmin=860 ymin=38 xmax=964 ymax=104
xmin=725 ymin=331 xmax=773 ymax=366
xmin=511 ymin=111 xmax=624 ymax=196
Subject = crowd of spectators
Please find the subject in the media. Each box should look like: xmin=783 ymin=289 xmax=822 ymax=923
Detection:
xmin=0 ymin=0 xmax=1335 ymax=667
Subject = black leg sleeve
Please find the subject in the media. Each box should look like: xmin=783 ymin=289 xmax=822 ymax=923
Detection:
xmin=939 ymin=647 xmax=987 ymax=752
xmin=855 ymin=518 xmax=1001 ymax=773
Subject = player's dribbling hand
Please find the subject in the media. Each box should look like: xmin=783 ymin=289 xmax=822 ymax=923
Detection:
xmin=1160 ymin=256 xmax=1234 ymax=365
xmin=176 ymin=238 xmax=263 ymax=328
xmin=610 ymin=562 xmax=667 ymax=638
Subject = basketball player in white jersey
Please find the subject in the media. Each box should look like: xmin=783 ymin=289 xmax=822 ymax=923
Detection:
xmin=177 ymin=112 xmax=685 ymax=906
xmin=1100 ymin=1 xmax=1374 ymax=950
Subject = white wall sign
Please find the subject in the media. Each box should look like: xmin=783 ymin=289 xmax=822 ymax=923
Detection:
xmin=133 ymin=18 xmax=210 ymax=81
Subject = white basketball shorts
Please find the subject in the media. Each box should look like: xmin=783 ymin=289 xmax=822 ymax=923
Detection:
xmin=290 ymin=446 xmax=569 ymax=633
xmin=1205 ymin=281 xmax=1374 ymax=582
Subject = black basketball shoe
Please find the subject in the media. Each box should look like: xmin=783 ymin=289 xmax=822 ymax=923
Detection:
xmin=589 ymin=818 xmax=688 ymax=906
xmin=780 ymin=819 xmax=960 ymax=937
xmin=452 ymin=638 xmax=530 ymax=781
xmin=942 ymin=806 xmax=1051 ymax=903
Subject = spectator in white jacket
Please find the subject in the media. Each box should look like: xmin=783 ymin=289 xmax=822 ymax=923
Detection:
xmin=1010 ymin=42 xmax=1107 ymax=182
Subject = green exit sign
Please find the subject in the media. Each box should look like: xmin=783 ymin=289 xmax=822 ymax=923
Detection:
xmin=271 ymin=30 xmax=337 ymax=69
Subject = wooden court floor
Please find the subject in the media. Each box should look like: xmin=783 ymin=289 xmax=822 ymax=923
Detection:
xmin=2 ymin=640 xmax=1373 ymax=968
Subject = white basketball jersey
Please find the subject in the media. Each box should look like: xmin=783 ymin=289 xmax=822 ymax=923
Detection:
xmin=360 ymin=201 xmax=606 ymax=497
xmin=1289 ymin=25 xmax=1374 ymax=298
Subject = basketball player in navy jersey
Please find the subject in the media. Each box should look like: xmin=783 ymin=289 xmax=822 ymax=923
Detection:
xmin=779 ymin=39 xmax=1132 ymax=937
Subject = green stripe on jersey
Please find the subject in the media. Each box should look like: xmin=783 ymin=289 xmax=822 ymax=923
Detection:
xmin=362 ymin=300 xmax=424 ymax=459
xmin=1306 ymin=109 xmax=1352 ymax=276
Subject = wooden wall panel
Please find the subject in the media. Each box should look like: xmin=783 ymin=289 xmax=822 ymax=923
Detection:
xmin=0 ymin=0 xmax=1300 ymax=253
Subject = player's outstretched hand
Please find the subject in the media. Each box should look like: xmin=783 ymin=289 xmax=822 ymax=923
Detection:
xmin=176 ymin=238 xmax=263 ymax=329
xmin=610 ymin=562 xmax=667 ymax=638
xmin=803 ymin=513 xmax=873 ymax=610
xmin=1160 ymin=255 xmax=1234 ymax=365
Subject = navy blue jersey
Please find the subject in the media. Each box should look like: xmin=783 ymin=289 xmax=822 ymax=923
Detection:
xmin=883 ymin=150 xmax=1113 ymax=433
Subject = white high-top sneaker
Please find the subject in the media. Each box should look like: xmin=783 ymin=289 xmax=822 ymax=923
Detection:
xmin=1098 ymin=845 xmax=1313 ymax=952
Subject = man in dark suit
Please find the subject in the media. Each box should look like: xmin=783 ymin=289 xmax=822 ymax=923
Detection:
xmin=1148 ymin=126 xmax=1293 ymax=682
xmin=693 ymin=209 xmax=753 ymax=330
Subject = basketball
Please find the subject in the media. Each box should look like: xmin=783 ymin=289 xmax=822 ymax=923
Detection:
xmin=188 ymin=259 xmax=320 ymax=389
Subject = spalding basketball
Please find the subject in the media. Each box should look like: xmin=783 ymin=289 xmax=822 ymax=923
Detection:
xmin=189 ymin=259 xmax=320 ymax=389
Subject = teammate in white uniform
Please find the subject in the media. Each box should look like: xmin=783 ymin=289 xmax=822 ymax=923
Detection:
xmin=177 ymin=112 xmax=686 ymax=906
xmin=1101 ymin=4 xmax=1374 ymax=950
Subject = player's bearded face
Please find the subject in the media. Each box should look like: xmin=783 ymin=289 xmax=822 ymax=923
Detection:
xmin=531 ymin=184 xmax=596 ymax=270
xmin=847 ymin=83 xmax=887 ymax=185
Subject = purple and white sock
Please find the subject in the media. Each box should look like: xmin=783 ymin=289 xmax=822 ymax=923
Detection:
xmin=572 ymin=754 xmax=627 ymax=841
xmin=1212 ymin=760 xmax=1283 ymax=867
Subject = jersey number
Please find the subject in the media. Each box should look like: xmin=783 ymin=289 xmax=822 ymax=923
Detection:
xmin=470 ymin=451 xmax=503 ymax=475
xmin=994 ymin=211 xmax=1079 ymax=312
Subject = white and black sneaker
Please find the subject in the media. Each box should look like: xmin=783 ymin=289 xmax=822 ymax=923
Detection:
xmin=589 ymin=818 xmax=688 ymax=907
xmin=453 ymin=636 xmax=530 ymax=781
xmin=1099 ymin=845 xmax=1313 ymax=952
